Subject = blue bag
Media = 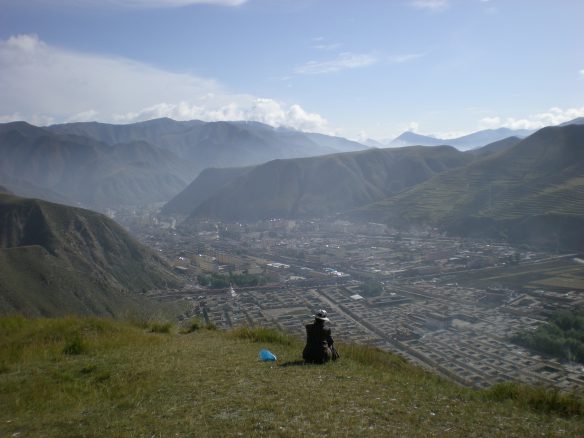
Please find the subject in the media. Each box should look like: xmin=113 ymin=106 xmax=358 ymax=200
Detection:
xmin=259 ymin=348 xmax=277 ymax=361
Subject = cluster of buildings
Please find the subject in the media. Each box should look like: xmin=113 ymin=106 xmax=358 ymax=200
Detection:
xmin=138 ymin=217 xmax=584 ymax=390
xmin=182 ymin=280 xmax=583 ymax=390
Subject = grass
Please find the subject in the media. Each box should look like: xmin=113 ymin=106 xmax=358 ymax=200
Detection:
xmin=180 ymin=317 xmax=218 ymax=334
xmin=229 ymin=325 xmax=296 ymax=345
xmin=148 ymin=322 xmax=173 ymax=333
xmin=1 ymin=317 xmax=584 ymax=437
xmin=484 ymin=382 xmax=584 ymax=417
xmin=62 ymin=336 xmax=88 ymax=355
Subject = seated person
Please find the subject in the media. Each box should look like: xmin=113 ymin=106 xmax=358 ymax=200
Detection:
xmin=302 ymin=309 xmax=339 ymax=364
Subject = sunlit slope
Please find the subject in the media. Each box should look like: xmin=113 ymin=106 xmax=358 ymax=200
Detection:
xmin=1 ymin=318 xmax=582 ymax=437
xmin=361 ymin=125 xmax=584 ymax=248
xmin=186 ymin=145 xmax=472 ymax=221
xmin=0 ymin=194 xmax=181 ymax=316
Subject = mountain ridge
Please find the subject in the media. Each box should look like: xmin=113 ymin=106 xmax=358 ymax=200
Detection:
xmin=358 ymin=124 xmax=584 ymax=249
xmin=0 ymin=122 xmax=192 ymax=208
xmin=1 ymin=118 xmax=369 ymax=209
xmin=175 ymin=145 xmax=473 ymax=221
xmin=47 ymin=118 xmax=369 ymax=175
xmin=0 ymin=193 xmax=182 ymax=317
xmin=389 ymin=127 xmax=533 ymax=150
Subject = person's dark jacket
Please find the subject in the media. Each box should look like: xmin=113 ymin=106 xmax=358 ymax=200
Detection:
xmin=303 ymin=320 xmax=335 ymax=364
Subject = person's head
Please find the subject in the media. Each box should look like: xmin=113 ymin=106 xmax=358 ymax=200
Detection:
xmin=313 ymin=309 xmax=330 ymax=324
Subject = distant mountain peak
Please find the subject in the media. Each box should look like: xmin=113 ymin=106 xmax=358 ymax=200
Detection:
xmin=560 ymin=116 xmax=584 ymax=126
xmin=390 ymin=131 xmax=444 ymax=147
xmin=388 ymin=127 xmax=534 ymax=150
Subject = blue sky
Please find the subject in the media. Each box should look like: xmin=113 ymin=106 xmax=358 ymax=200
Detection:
xmin=1 ymin=0 xmax=583 ymax=140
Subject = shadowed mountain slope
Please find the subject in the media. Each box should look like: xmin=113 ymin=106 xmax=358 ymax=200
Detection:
xmin=466 ymin=136 xmax=522 ymax=159
xmin=360 ymin=125 xmax=584 ymax=249
xmin=561 ymin=117 xmax=584 ymax=126
xmin=48 ymin=118 xmax=368 ymax=175
xmin=181 ymin=145 xmax=473 ymax=221
xmin=162 ymin=166 xmax=253 ymax=215
xmin=0 ymin=122 xmax=190 ymax=208
xmin=1 ymin=119 xmax=368 ymax=209
xmin=0 ymin=193 xmax=181 ymax=317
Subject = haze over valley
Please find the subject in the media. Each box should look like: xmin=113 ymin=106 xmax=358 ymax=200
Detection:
xmin=2 ymin=1 xmax=584 ymax=435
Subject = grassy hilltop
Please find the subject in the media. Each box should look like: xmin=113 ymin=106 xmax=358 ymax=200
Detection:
xmin=1 ymin=317 xmax=583 ymax=437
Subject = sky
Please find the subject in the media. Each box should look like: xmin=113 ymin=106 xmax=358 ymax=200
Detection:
xmin=1 ymin=0 xmax=583 ymax=141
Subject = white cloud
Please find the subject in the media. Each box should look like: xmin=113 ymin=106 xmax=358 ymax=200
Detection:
xmin=579 ymin=69 xmax=584 ymax=78
xmin=410 ymin=0 xmax=449 ymax=11
xmin=14 ymin=0 xmax=246 ymax=9
xmin=434 ymin=130 xmax=471 ymax=139
xmin=0 ymin=34 xmax=330 ymax=133
xmin=407 ymin=121 xmax=420 ymax=132
xmin=479 ymin=107 xmax=584 ymax=130
xmin=388 ymin=53 xmax=425 ymax=63
xmin=294 ymin=52 xmax=377 ymax=75
xmin=312 ymin=43 xmax=342 ymax=51
xmin=67 ymin=110 xmax=99 ymax=123
xmin=0 ymin=112 xmax=57 ymax=126
xmin=112 ymin=99 xmax=329 ymax=133
xmin=479 ymin=116 xmax=502 ymax=128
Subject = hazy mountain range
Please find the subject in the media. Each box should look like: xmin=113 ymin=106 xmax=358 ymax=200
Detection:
xmin=1 ymin=116 xmax=582 ymax=244
xmin=47 ymin=118 xmax=367 ymax=174
xmin=0 ymin=118 xmax=368 ymax=209
xmin=388 ymin=127 xmax=534 ymax=150
xmin=167 ymin=145 xmax=474 ymax=221
xmin=360 ymin=124 xmax=584 ymax=249
xmin=0 ymin=191 xmax=181 ymax=316
xmin=165 ymin=123 xmax=584 ymax=250
xmin=0 ymin=122 xmax=191 ymax=208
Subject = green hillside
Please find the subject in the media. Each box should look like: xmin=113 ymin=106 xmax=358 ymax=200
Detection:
xmin=185 ymin=145 xmax=472 ymax=221
xmin=0 ymin=193 xmax=181 ymax=317
xmin=360 ymin=125 xmax=584 ymax=249
xmin=162 ymin=166 xmax=252 ymax=215
xmin=48 ymin=118 xmax=367 ymax=175
xmin=1 ymin=317 xmax=582 ymax=436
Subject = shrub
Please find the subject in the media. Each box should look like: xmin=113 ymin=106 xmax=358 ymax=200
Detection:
xmin=148 ymin=322 xmax=172 ymax=334
xmin=180 ymin=318 xmax=217 ymax=333
xmin=62 ymin=337 xmax=87 ymax=355
xmin=181 ymin=318 xmax=202 ymax=334
xmin=512 ymin=307 xmax=584 ymax=364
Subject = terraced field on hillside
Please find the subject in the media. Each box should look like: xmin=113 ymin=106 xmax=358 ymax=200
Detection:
xmin=358 ymin=126 xmax=584 ymax=250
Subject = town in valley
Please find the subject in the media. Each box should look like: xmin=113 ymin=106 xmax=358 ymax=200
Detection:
xmin=115 ymin=207 xmax=584 ymax=391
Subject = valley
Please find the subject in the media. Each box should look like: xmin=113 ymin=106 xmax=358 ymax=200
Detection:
xmin=128 ymin=215 xmax=584 ymax=391
xmin=2 ymin=118 xmax=584 ymax=392
xmin=3 ymin=3 xmax=584 ymax=435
